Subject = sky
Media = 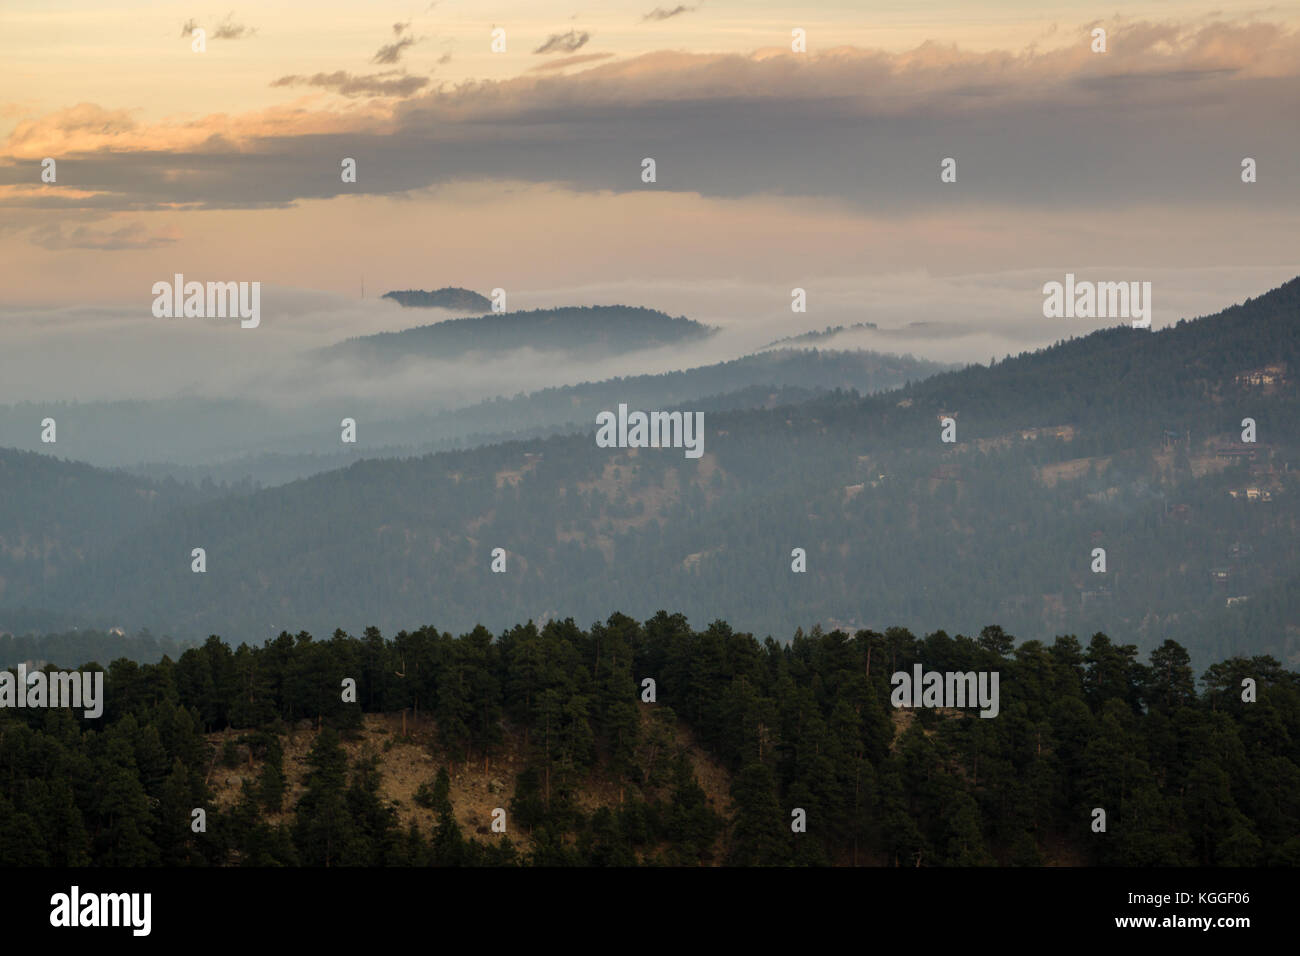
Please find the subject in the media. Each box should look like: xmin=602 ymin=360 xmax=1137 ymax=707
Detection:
xmin=2 ymin=0 xmax=1299 ymax=403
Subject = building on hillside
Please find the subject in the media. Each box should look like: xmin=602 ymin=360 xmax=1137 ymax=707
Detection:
xmin=1080 ymin=585 xmax=1113 ymax=608
xmin=1235 ymin=364 xmax=1286 ymax=387
xmin=1215 ymin=443 xmax=1259 ymax=461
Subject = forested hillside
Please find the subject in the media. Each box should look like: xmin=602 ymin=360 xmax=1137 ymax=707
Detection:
xmin=5 ymin=279 xmax=1295 ymax=665
xmin=1 ymin=614 xmax=1294 ymax=866
xmin=0 ymin=450 xmax=243 ymax=618
xmin=325 ymin=305 xmax=716 ymax=361
xmin=382 ymin=288 xmax=493 ymax=311
xmin=761 ymin=322 xmax=879 ymax=349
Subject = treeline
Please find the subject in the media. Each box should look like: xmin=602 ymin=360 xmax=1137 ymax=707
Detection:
xmin=2 ymin=613 xmax=1297 ymax=866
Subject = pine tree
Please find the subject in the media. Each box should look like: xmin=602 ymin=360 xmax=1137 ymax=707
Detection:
xmin=292 ymin=726 xmax=356 ymax=866
xmin=728 ymin=762 xmax=787 ymax=865
xmin=258 ymin=736 xmax=286 ymax=813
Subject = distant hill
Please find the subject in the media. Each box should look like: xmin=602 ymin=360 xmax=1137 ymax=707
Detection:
xmin=326 ymin=305 xmax=717 ymax=361
xmin=761 ymin=322 xmax=878 ymax=349
xmin=0 ymin=626 xmax=192 ymax=666
xmin=0 ymin=449 xmax=235 ymax=624
xmin=382 ymin=287 xmax=492 ymax=311
xmin=401 ymin=347 xmax=948 ymax=438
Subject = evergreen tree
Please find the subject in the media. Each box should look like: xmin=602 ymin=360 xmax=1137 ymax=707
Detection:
xmin=292 ymin=727 xmax=357 ymax=866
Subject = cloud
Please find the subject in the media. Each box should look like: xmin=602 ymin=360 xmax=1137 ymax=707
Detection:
xmin=4 ymin=19 xmax=1299 ymax=215
xmin=642 ymin=5 xmax=695 ymax=22
xmin=529 ymin=52 xmax=615 ymax=72
xmin=2 ymin=103 xmax=139 ymax=154
xmin=0 ymin=101 xmax=383 ymax=159
xmin=393 ymin=22 xmax=410 ymax=37
xmin=373 ymin=35 xmax=419 ymax=65
xmin=271 ymin=71 xmax=430 ymax=98
xmin=29 ymin=220 xmax=180 ymax=251
xmin=180 ymin=14 xmax=256 ymax=41
xmin=211 ymin=15 xmax=256 ymax=40
xmin=534 ymin=30 xmax=590 ymax=54
xmin=13 ymin=102 xmax=138 ymax=139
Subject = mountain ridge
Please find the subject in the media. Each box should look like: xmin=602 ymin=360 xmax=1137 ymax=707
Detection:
xmin=325 ymin=304 xmax=718 ymax=361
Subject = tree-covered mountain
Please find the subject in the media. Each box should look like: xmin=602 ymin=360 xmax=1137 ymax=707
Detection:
xmin=2 ymin=614 xmax=1295 ymax=866
xmin=325 ymin=347 xmax=945 ymax=457
xmin=0 ymin=449 xmax=240 ymax=622
xmin=3 ymin=278 xmax=1298 ymax=667
xmin=382 ymin=287 xmax=493 ymax=311
xmin=761 ymin=322 xmax=879 ymax=349
xmin=325 ymin=305 xmax=717 ymax=361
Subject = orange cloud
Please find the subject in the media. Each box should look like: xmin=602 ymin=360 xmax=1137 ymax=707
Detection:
xmin=4 ymin=101 xmax=392 ymax=159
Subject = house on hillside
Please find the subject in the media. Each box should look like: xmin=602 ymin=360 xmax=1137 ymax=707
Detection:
xmin=1080 ymin=585 xmax=1113 ymax=608
xmin=1215 ymin=443 xmax=1259 ymax=461
xmin=1235 ymin=364 xmax=1286 ymax=387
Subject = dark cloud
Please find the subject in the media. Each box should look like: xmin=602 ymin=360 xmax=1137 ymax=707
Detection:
xmin=211 ymin=15 xmax=256 ymax=40
xmin=642 ymin=5 xmax=695 ymax=21
xmin=271 ymin=71 xmax=429 ymax=97
xmin=373 ymin=35 xmax=418 ymax=64
xmin=393 ymin=22 xmax=410 ymax=36
xmin=181 ymin=14 xmax=256 ymax=41
xmin=534 ymin=30 xmax=590 ymax=54
xmin=7 ymin=22 xmax=1299 ymax=216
